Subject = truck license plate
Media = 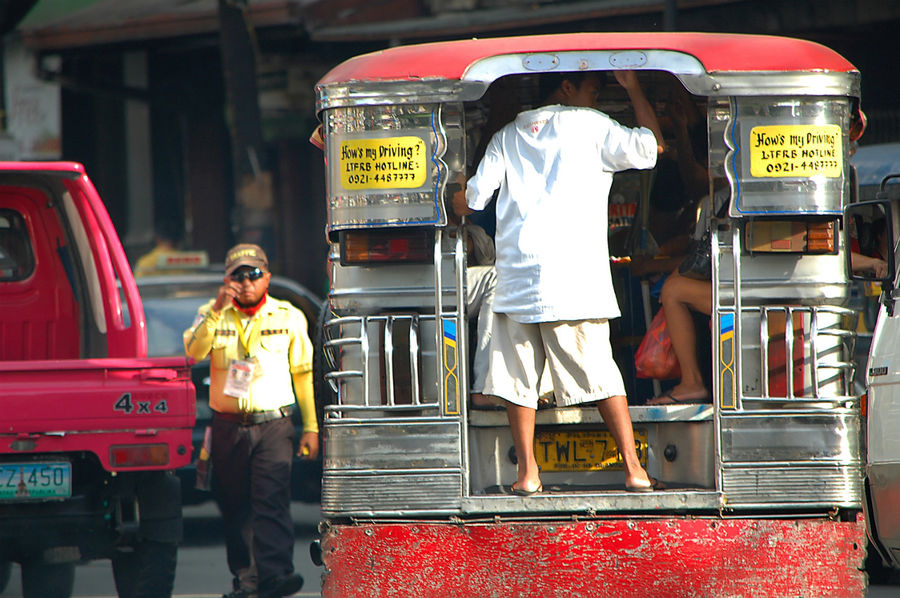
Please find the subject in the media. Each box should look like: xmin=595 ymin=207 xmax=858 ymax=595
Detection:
xmin=0 ymin=462 xmax=72 ymax=500
xmin=534 ymin=430 xmax=648 ymax=472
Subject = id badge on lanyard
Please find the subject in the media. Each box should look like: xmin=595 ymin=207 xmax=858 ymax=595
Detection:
xmin=223 ymin=312 xmax=262 ymax=410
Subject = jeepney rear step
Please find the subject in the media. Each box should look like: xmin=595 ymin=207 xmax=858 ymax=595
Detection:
xmin=462 ymin=489 xmax=722 ymax=514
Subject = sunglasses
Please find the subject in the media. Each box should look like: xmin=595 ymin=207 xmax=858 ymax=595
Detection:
xmin=230 ymin=268 xmax=266 ymax=282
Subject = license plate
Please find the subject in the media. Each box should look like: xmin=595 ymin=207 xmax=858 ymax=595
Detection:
xmin=0 ymin=462 xmax=72 ymax=500
xmin=534 ymin=429 xmax=648 ymax=472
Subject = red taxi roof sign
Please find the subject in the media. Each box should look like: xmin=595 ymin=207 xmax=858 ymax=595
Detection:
xmin=156 ymin=251 xmax=208 ymax=269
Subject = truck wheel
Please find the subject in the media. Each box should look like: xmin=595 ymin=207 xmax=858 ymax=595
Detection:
xmin=0 ymin=560 xmax=11 ymax=593
xmin=111 ymin=540 xmax=177 ymax=598
xmin=20 ymin=559 xmax=75 ymax=598
xmin=865 ymin=541 xmax=897 ymax=585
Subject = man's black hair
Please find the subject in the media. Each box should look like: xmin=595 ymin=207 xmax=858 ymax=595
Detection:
xmin=538 ymin=71 xmax=607 ymax=103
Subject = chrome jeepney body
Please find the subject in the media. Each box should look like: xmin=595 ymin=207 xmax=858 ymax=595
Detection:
xmin=315 ymin=32 xmax=863 ymax=528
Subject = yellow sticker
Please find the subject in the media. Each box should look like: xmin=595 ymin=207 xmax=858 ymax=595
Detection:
xmin=339 ymin=136 xmax=427 ymax=190
xmin=749 ymin=124 xmax=842 ymax=178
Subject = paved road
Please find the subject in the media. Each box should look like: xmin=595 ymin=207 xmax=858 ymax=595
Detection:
xmin=3 ymin=501 xmax=324 ymax=598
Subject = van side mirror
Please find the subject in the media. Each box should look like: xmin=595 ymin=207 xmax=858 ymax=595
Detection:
xmin=845 ymin=198 xmax=896 ymax=318
xmin=846 ymin=200 xmax=894 ymax=284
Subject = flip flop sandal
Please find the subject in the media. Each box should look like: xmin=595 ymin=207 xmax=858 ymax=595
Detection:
xmin=625 ymin=478 xmax=665 ymax=492
xmin=646 ymin=390 xmax=709 ymax=406
xmin=510 ymin=483 xmax=543 ymax=496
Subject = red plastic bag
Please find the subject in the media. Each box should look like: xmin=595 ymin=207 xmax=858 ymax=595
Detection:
xmin=635 ymin=308 xmax=681 ymax=380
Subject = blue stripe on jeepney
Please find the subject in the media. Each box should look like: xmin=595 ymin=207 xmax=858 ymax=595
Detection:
xmin=720 ymin=312 xmax=734 ymax=334
xmin=443 ymin=318 xmax=456 ymax=341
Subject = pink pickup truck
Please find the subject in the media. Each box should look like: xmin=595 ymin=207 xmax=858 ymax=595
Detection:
xmin=0 ymin=162 xmax=195 ymax=598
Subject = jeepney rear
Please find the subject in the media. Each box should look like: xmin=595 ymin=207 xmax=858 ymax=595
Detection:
xmin=313 ymin=33 xmax=867 ymax=597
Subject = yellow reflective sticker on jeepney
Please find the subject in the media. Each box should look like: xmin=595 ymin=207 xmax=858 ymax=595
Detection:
xmin=749 ymin=124 xmax=842 ymax=178
xmin=340 ymin=136 xmax=427 ymax=189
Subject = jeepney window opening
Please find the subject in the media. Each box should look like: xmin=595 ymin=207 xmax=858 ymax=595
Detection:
xmin=462 ymin=70 xmax=711 ymax=243
xmin=463 ymin=70 xmax=697 ymax=170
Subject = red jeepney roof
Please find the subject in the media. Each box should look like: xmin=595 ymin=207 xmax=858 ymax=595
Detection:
xmin=318 ymin=32 xmax=856 ymax=86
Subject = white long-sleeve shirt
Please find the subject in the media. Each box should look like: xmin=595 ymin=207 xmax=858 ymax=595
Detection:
xmin=466 ymin=104 xmax=658 ymax=323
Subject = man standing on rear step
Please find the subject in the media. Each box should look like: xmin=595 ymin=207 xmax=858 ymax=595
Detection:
xmin=184 ymin=243 xmax=319 ymax=598
xmin=455 ymin=70 xmax=664 ymax=495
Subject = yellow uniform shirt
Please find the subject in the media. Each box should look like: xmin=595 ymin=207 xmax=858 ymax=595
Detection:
xmin=183 ymin=296 xmax=318 ymax=433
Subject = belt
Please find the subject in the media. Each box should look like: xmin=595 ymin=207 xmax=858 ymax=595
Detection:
xmin=213 ymin=405 xmax=294 ymax=425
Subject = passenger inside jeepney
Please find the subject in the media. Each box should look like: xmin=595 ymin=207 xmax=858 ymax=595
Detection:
xmin=639 ymin=83 xmax=717 ymax=406
xmin=595 ymin=78 xmax=716 ymax=406
xmin=643 ymin=193 xmax=727 ymax=407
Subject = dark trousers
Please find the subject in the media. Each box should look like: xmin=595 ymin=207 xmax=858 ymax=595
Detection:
xmin=211 ymin=415 xmax=295 ymax=589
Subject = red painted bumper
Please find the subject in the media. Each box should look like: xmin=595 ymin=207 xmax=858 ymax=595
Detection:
xmin=321 ymin=515 xmax=866 ymax=597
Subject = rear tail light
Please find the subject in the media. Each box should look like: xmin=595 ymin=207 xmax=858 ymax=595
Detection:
xmin=806 ymin=222 xmax=835 ymax=252
xmin=340 ymin=229 xmax=431 ymax=265
xmin=110 ymin=444 xmax=169 ymax=467
xmin=745 ymin=219 xmax=835 ymax=254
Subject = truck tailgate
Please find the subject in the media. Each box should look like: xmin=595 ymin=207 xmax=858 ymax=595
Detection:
xmin=0 ymin=356 xmax=195 ymax=470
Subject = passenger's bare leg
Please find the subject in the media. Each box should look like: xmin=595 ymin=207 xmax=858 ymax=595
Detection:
xmin=505 ymin=402 xmax=541 ymax=492
xmin=471 ymin=392 xmax=495 ymax=407
xmin=596 ymin=395 xmax=652 ymax=488
xmin=649 ymin=271 xmax=712 ymax=403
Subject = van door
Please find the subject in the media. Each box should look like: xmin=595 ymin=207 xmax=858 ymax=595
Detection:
xmin=850 ymin=198 xmax=900 ymax=568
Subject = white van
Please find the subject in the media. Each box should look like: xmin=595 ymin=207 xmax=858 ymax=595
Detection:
xmin=850 ymin=164 xmax=900 ymax=576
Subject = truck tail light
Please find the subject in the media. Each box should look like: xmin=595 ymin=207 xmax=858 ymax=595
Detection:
xmin=110 ymin=444 xmax=169 ymax=467
xmin=340 ymin=229 xmax=431 ymax=265
xmin=746 ymin=219 xmax=835 ymax=254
